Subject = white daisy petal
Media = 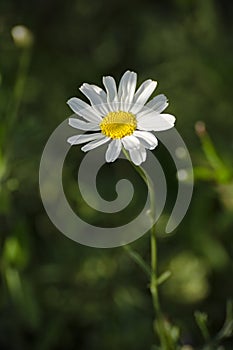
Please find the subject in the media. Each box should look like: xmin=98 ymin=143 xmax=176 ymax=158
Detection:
xmin=131 ymin=79 xmax=157 ymax=113
xmin=67 ymin=97 xmax=102 ymax=122
xmin=67 ymin=133 xmax=103 ymax=145
xmin=105 ymin=139 xmax=122 ymax=162
xmin=137 ymin=112 xmax=175 ymax=131
xmin=160 ymin=113 xmax=176 ymax=124
xmin=69 ymin=118 xmax=100 ymax=131
xmin=81 ymin=83 xmax=107 ymax=101
xmin=81 ymin=136 xmax=110 ymax=152
xmin=103 ymin=76 xmax=119 ymax=111
xmin=145 ymin=94 xmax=168 ymax=114
xmin=121 ymin=135 xmax=141 ymax=150
xmin=80 ymin=83 xmax=109 ymax=115
xmin=133 ymin=130 xmax=158 ymax=150
xmin=129 ymin=145 xmax=147 ymax=166
xmin=118 ymin=71 xmax=137 ymax=111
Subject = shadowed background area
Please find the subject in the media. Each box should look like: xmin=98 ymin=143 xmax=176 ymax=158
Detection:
xmin=0 ymin=0 xmax=233 ymax=349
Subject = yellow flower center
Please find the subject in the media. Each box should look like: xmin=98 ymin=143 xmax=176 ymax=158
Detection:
xmin=100 ymin=111 xmax=137 ymax=139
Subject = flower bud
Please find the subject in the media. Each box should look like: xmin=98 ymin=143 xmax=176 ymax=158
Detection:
xmin=11 ymin=25 xmax=33 ymax=48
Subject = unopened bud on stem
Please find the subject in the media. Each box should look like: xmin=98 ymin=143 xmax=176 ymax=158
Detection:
xmin=11 ymin=25 xmax=33 ymax=48
xmin=195 ymin=121 xmax=206 ymax=137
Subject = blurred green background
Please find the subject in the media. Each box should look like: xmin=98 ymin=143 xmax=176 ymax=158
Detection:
xmin=1 ymin=0 xmax=233 ymax=349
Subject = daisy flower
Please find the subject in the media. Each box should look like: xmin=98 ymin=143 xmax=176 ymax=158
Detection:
xmin=67 ymin=70 xmax=175 ymax=165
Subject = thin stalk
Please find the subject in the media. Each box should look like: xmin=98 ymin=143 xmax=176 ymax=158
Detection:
xmin=123 ymin=245 xmax=151 ymax=278
xmin=2 ymin=45 xmax=32 ymax=177
xmin=6 ymin=46 xmax=32 ymax=136
xmin=147 ymin=173 xmax=170 ymax=349
xmin=123 ymin=149 xmax=175 ymax=349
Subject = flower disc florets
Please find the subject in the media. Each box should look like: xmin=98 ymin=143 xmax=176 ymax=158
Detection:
xmin=100 ymin=111 xmax=137 ymax=139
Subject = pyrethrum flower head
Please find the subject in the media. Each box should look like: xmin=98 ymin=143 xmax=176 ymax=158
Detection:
xmin=67 ymin=71 xmax=176 ymax=165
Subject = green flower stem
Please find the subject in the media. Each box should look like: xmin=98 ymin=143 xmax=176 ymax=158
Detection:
xmin=147 ymin=171 xmax=171 ymax=349
xmin=157 ymin=270 xmax=172 ymax=286
xmin=123 ymin=149 xmax=175 ymax=349
xmin=2 ymin=45 xmax=32 ymax=181
xmin=6 ymin=46 xmax=32 ymax=138
xmin=123 ymin=245 xmax=151 ymax=278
